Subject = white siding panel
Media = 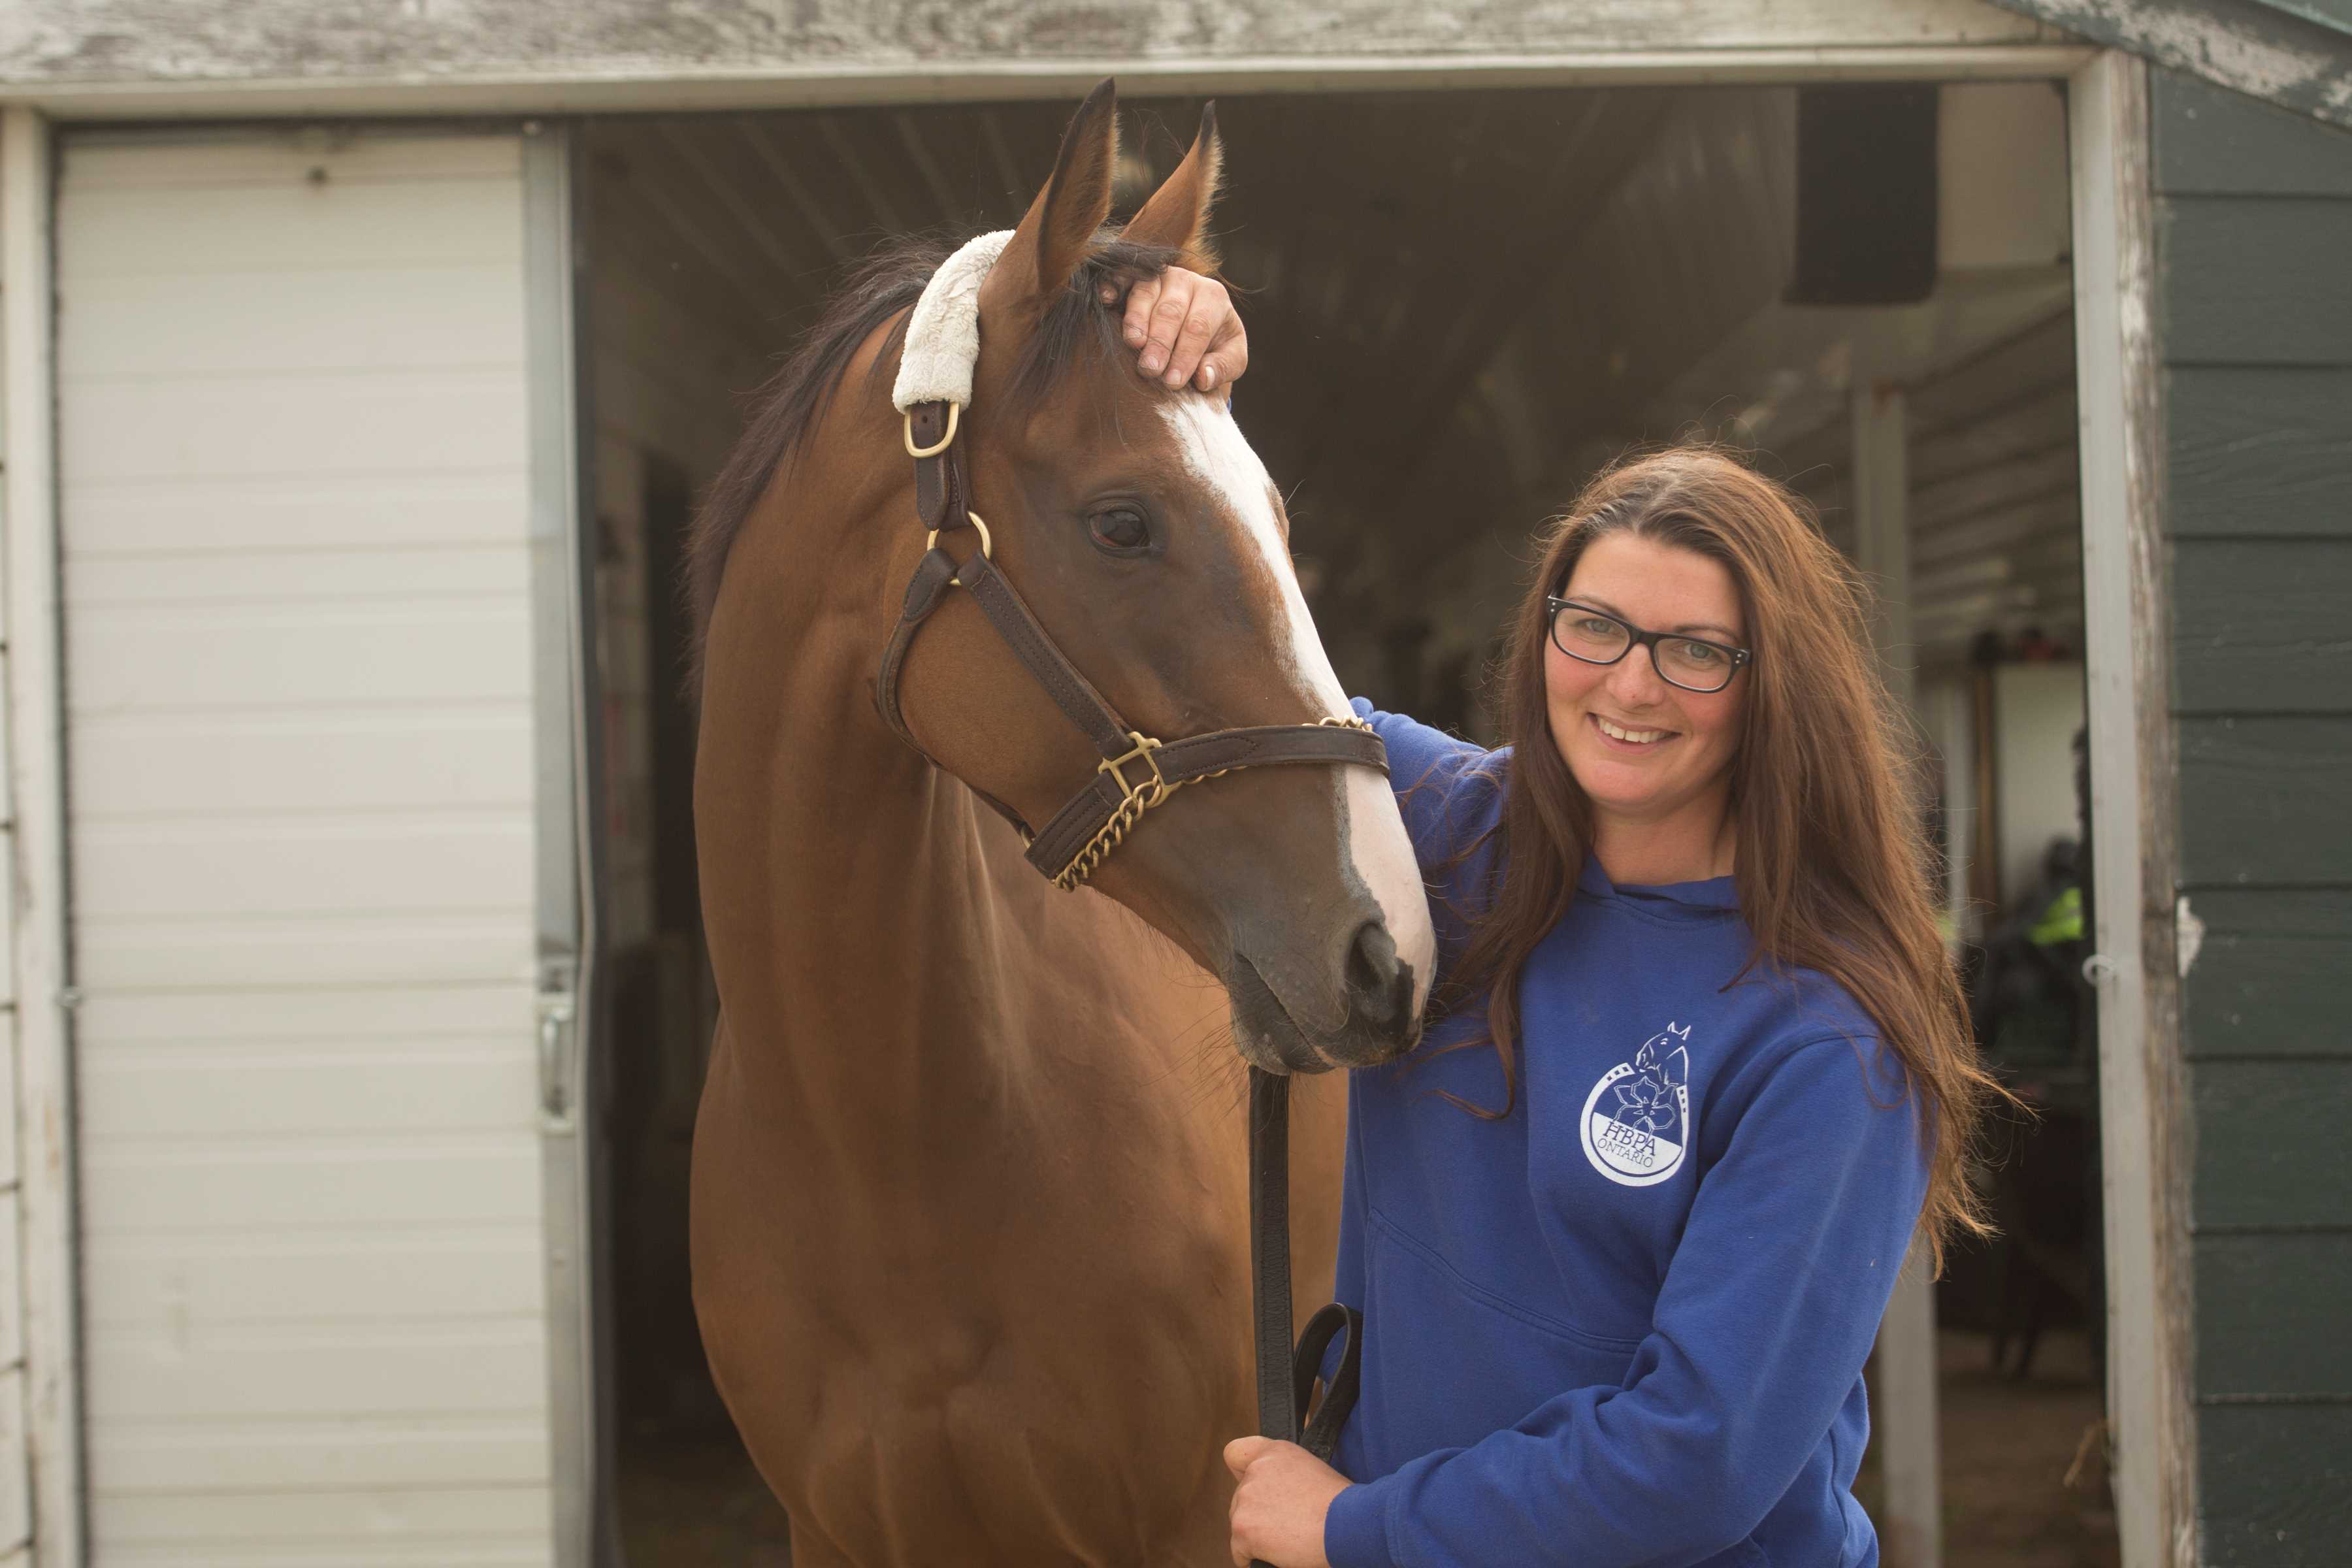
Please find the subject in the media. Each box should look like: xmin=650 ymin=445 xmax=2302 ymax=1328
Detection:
xmin=73 ymin=817 xmax=534 ymax=919
xmin=80 ymin=1050 xmax=535 ymax=1139
xmin=61 ymin=267 xmax=532 ymax=378
xmin=81 ymin=1139 xmax=541 ymax=1233
xmin=71 ymin=917 xmax=534 ymax=993
xmin=101 ymin=1484 xmax=550 ymax=1544
xmin=57 ymin=132 xmax=554 ymax=1561
xmin=86 ymin=1229 xmax=545 ymax=1329
xmin=62 ymin=138 xmax=523 ymax=193
xmin=67 ymin=602 xmax=531 ymax=713
xmin=87 ymin=1323 xmax=547 ymax=1421
xmin=71 ymin=711 xmax=533 ymax=819
xmin=78 ymin=987 xmax=531 ymax=1042
xmin=67 ymin=545 xmax=531 ymax=608
xmin=59 ymin=371 xmax=528 ymax=482
xmin=69 ymin=474 xmax=531 ymax=558
xmin=102 ymin=1543 xmax=549 ymax=1568
xmin=96 ymin=1416 xmax=548 ymax=1493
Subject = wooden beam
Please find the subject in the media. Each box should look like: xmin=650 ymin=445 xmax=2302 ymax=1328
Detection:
xmin=2068 ymin=48 xmax=2197 ymax=1568
xmin=1 ymin=105 xmax=84 ymax=1568
xmin=0 ymin=2 xmax=2085 ymax=120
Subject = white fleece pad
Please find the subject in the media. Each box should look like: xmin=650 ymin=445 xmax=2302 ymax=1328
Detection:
xmin=891 ymin=229 xmax=1015 ymax=414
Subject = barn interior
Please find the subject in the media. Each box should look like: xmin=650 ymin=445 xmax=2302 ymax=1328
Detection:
xmin=580 ymin=81 xmax=2110 ymax=1565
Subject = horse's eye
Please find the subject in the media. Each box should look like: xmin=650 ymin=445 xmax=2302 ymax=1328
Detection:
xmin=1087 ymin=506 xmax=1152 ymax=554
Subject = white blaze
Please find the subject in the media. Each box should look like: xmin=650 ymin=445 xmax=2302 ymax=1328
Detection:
xmin=1160 ymin=397 xmax=1437 ymax=1015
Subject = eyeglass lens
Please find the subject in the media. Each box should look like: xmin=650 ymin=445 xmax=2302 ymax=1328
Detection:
xmin=1551 ymin=607 xmax=1736 ymax=693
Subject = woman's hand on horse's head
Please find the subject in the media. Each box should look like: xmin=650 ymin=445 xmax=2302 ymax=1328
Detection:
xmin=1224 ymin=1436 xmax=1344 ymax=1568
xmin=1103 ymin=267 xmax=1248 ymax=394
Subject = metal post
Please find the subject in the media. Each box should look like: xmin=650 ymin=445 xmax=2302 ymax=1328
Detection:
xmin=1854 ymin=380 xmax=1943 ymax=1568
xmin=523 ymin=121 xmax=612 ymax=1567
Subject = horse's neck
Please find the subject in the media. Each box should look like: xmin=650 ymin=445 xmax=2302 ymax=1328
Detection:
xmin=693 ymin=468 xmax=1202 ymax=1162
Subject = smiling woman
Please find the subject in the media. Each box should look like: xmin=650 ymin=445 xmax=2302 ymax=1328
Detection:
xmin=1222 ymin=445 xmax=2011 ymax=1568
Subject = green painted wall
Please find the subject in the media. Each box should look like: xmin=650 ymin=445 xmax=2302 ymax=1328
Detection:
xmin=2152 ymin=67 xmax=2352 ymax=1568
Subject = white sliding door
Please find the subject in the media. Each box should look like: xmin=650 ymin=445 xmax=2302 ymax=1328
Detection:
xmin=54 ymin=127 xmax=594 ymax=1566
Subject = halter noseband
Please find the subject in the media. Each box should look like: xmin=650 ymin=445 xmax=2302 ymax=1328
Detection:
xmin=873 ymin=244 xmax=1390 ymax=892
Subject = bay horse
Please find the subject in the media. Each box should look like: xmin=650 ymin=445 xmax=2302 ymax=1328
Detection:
xmin=687 ymin=82 xmax=1436 ymax=1566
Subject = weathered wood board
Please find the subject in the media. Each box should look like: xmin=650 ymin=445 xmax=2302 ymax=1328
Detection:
xmin=0 ymin=0 xmax=2076 ymax=112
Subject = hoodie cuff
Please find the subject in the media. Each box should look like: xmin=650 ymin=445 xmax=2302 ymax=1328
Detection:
xmin=1324 ymin=1477 xmax=1399 ymax=1568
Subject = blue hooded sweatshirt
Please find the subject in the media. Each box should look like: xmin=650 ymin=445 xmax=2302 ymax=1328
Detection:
xmin=1321 ymin=704 xmax=1930 ymax=1568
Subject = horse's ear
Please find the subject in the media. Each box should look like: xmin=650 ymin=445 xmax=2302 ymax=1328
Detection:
xmin=993 ymin=78 xmax=1120 ymax=307
xmin=1120 ymin=103 xmax=1223 ymax=273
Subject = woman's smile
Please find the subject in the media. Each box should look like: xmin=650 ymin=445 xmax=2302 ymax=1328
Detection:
xmin=1592 ymin=713 xmax=1674 ymax=748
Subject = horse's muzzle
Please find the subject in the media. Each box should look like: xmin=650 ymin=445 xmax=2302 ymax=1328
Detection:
xmin=1226 ymin=926 xmax=1422 ymax=1074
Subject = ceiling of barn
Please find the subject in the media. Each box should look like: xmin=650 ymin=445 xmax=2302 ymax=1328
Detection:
xmin=586 ymin=84 xmax=2080 ymax=728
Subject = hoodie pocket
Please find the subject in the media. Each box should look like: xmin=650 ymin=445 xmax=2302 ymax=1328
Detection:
xmin=1360 ymin=1207 xmax=1641 ymax=1454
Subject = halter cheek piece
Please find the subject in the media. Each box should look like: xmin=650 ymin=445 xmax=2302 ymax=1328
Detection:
xmin=872 ymin=238 xmax=1369 ymax=1490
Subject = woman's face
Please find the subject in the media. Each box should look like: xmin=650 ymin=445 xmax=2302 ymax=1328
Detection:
xmin=1544 ymin=531 xmax=1748 ymax=831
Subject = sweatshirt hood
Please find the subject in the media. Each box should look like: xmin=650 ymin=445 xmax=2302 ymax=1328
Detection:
xmin=1578 ymin=853 xmax=1740 ymax=917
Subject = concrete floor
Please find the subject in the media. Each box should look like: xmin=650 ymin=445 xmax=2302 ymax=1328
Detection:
xmin=1936 ymin=1328 xmax=2121 ymax=1568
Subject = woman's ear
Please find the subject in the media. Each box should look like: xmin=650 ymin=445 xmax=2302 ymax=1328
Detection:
xmin=1120 ymin=103 xmax=1222 ymax=273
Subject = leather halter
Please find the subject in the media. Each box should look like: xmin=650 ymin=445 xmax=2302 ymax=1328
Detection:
xmin=875 ymin=389 xmax=1370 ymax=1499
xmin=875 ymin=396 xmax=1392 ymax=892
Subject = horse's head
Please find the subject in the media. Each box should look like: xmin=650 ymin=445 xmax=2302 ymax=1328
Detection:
xmin=889 ymin=83 xmax=1435 ymax=1072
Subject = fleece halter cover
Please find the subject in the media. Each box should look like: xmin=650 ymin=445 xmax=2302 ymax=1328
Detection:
xmin=891 ymin=229 xmax=1015 ymax=414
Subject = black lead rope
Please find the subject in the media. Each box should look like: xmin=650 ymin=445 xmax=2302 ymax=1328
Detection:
xmin=1248 ymin=1068 xmax=1365 ymax=1568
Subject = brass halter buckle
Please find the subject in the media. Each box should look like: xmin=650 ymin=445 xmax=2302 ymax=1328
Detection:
xmin=1052 ymin=732 xmax=1174 ymax=892
xmin=903 ymin=401 xmax=962 ymax=459
xmin=1099 ymin=731 xmax=1170 ymax=811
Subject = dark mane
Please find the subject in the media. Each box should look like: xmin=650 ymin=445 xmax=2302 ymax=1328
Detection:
xmin=683 ymin=231 xmax=1184 ymax=696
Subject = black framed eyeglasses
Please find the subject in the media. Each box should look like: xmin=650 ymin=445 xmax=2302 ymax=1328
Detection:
xmin=1545 ymin=597 xmax=1752 ymax=694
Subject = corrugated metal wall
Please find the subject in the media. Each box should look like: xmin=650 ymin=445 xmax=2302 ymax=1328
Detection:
xmin=2150 ymin=70 xmax=2352 ymax=1567
xmin=55 ymin=133 xmax=555 ymax=1565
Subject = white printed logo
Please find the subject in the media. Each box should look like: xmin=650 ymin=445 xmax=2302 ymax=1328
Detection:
xmin=1580 ymin=1024 xmax=1693 ymax=1187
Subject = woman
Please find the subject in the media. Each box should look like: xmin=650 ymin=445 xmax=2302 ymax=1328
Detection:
xmin=1113 ymin=274 xmax=1996 ymax=1568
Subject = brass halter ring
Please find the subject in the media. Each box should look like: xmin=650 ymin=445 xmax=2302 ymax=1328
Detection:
xmin=903 ymin=402 xmax=962 ymax=459
xmin=924 ymin=512 xmax=992 ymax=560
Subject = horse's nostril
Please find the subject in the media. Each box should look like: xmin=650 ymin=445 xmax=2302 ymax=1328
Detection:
xmin=1343 ymin=921 xmax=1408 ymax=1028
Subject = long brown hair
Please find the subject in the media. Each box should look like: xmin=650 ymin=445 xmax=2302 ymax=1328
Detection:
xmin=1443 ymin=444 xmax=2001 ymax=1264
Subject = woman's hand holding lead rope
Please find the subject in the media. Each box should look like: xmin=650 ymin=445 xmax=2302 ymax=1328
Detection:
xmin=1224 ymin=1437 xmax=1348 ymax=1568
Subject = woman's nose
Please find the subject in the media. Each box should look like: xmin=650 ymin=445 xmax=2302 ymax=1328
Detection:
xmin=1607 ymin=646 xmax=1669 ymax=706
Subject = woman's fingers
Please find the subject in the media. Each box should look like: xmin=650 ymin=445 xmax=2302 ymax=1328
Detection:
xmin=1224 ymin=1437 xmax=1340 ymax=1568
xmin=1200 ymin=304 xmax=1249 ymax=394
xmin=1120 ymin=268 xmax=1249 ymax=393
xmin=1166 ymin=278 xmax=1235 ymax=391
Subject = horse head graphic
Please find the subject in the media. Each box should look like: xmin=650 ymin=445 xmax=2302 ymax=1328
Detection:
xmin=1614 ymin=1024 xmax=1693 ymax=1134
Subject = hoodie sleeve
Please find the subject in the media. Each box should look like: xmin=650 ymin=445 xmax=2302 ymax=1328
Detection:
xmin=1349 ymin=699 xmax=1497 ymax=878
xmin=1324 ymin=1037 xmax=1929 ymax=1568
